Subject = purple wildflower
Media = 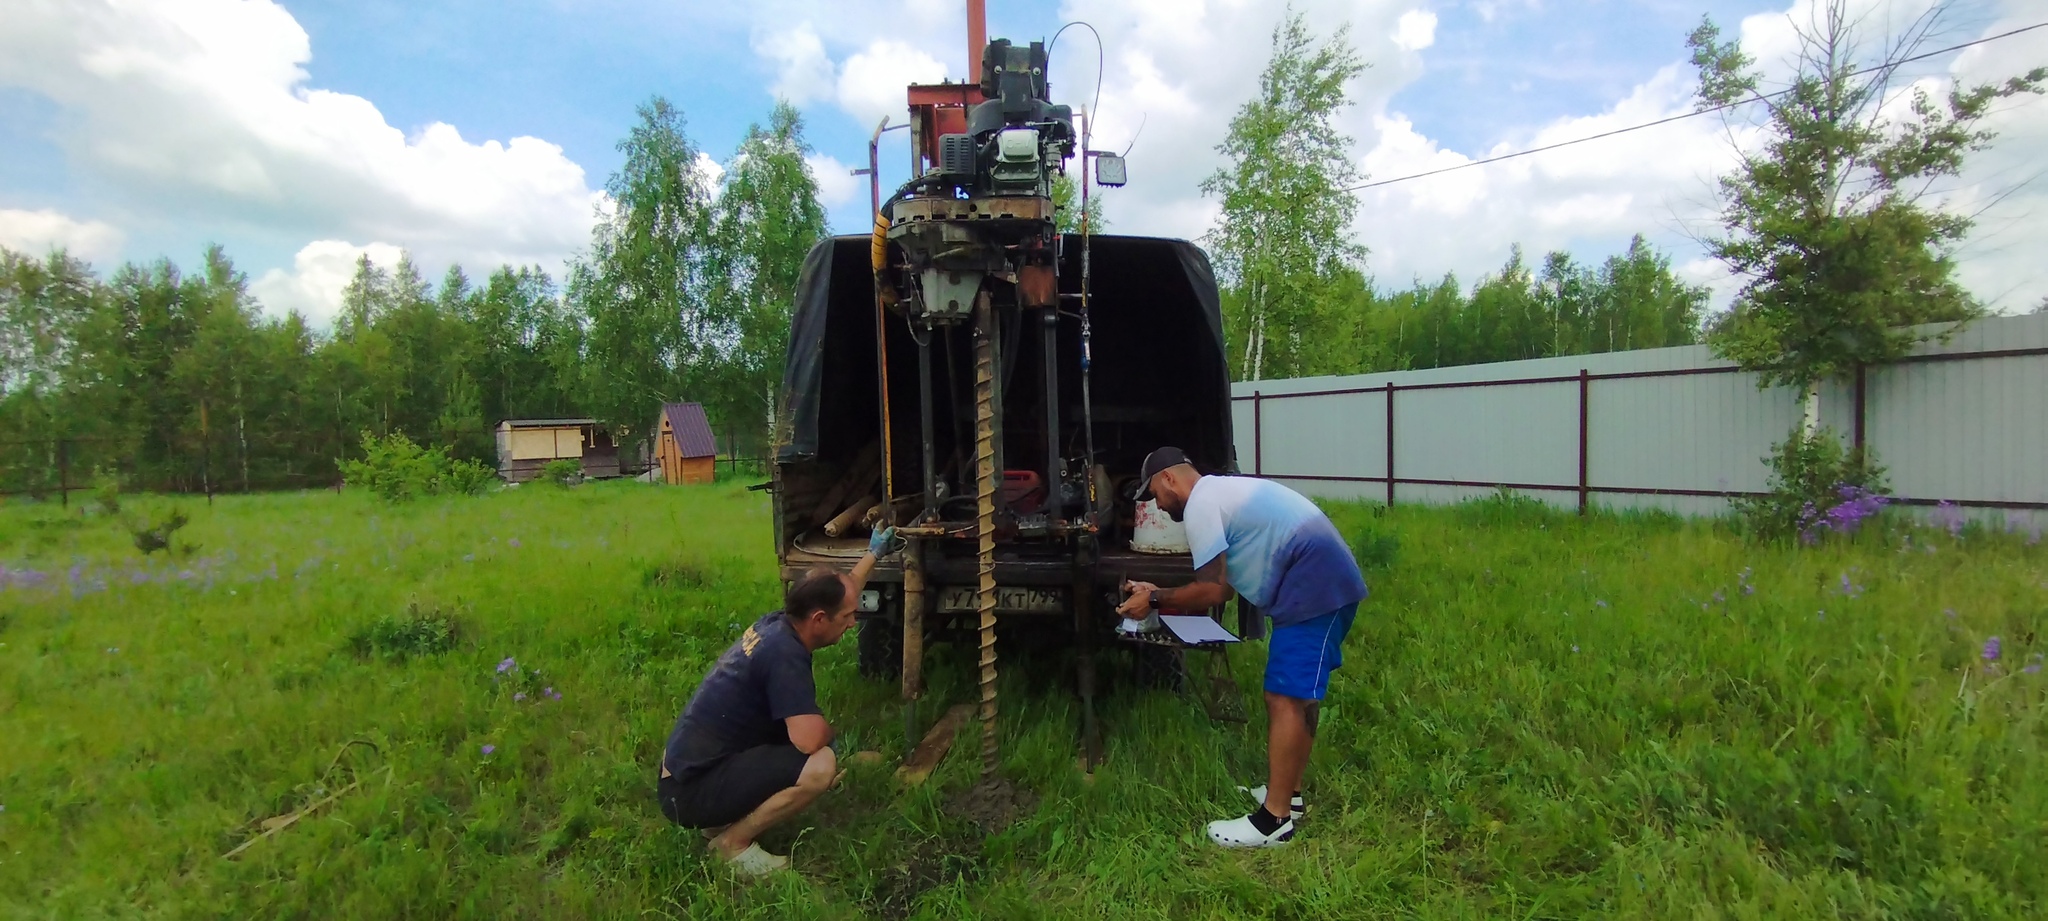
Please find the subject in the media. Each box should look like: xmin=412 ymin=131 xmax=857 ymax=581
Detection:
xmin=514 ymin=692 xmax=527 ymax=702
xmin=1712 ymin=589 xmax=1725 ymax=604
xmin=1944 ymin=609 xmax=1957 ymax=619
xmin=481 ymin=744 xmax=495 ymax=755
xmin=2025 ymin=654 xmax=2043 ymax=675
xmin=1934 ymin=500 xmax=1965 ymax=537
xmin=508 ymin=538 xmax=521 ymax=548
xmin=546 ymin=687 xmax=562 ymax=701
xmin=1595 ymin=599 xmax=1608 ymax=608
xmin=1982 ymin=636 xmax=2001 ymax=662
xmin=496 ymin=656 xmax=517 ymax=674
xmin=462 ymin=554 xmax=475 ymax=562
xmin=1571 ymin=645 xmax=1579 ymax=653
xmin=1741 ymin=583 xmax=1755 ymax=596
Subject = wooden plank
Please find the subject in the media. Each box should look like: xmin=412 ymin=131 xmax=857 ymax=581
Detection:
xmin=895 ymin=704 xmax=973 ymax=786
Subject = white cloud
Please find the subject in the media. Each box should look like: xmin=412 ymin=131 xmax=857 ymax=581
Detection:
xmin=694 ymin=151 xmax=727 ymax=199
xmin=0 ymin=209 xmax=126 ymax=264
xmin=1393 ymin=10 xmax=1438 ymax=52
xmin=807 ymin=153 xmax=862 ymax=208
xmin=837 ymin=40 xmax=949 ymax=129
xmin=755 ymin=23 xmax=837 ymax=106
xmin=0 ymin=0 xmax=603 ymax=322
xmin=250 ymin=239 xmax=406 ymax=325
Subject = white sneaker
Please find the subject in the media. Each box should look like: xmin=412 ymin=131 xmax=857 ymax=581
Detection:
xmin=1207 ymin=811 xmax=1295 ymax=848
xmin=1237 ymin=784 xmax=1304 ymax=820
xmin=722 ymin=842 xmax=790 ymax=877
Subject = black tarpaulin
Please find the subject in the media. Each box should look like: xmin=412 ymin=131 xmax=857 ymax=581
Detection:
xmin=778 ymin=234 xmax=1234 ymax=475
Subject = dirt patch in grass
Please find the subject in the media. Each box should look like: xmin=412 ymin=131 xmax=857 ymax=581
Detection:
xmin=947 ymin=775 xmax=1037 ymax=835
xmin=860 ymin=831 xmax=986 ymax=921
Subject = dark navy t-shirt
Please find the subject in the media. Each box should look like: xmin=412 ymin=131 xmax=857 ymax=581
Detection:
xmin=663 ymin=611 xmax=820 ymax=778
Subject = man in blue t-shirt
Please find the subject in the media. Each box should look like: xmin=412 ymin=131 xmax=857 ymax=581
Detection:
xmin=658 ymin=527 xmax=901 ymax=875
xmin=1118 ymin=447 xmax=1367 ymax=848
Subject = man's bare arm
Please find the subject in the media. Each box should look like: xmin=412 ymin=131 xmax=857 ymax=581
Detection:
xmin=1119 ymin=554 xmax=1233 ymax=616
xmin=849 ymin=551 xmax=877 ymax=591
xmin=786 ymin=714 xmax=833 ymax=754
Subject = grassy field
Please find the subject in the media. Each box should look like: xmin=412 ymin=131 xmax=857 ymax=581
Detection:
xmin=1 ymin=481 xmax=2043 ymax=919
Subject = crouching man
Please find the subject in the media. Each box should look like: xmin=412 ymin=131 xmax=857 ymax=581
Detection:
xmin=657 ymin=527 xmax=901 ymax=876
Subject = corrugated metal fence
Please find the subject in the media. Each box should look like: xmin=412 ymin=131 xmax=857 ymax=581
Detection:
xmin=1230 ymin=312 xmax=2048 ymax=526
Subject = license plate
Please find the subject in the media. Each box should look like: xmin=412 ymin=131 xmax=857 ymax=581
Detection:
xmin=935 ymin=586 xmax=1066 ymax=613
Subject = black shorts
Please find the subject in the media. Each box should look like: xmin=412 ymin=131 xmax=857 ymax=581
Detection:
xmin=658 ymin=743 xmax=811 ymax=828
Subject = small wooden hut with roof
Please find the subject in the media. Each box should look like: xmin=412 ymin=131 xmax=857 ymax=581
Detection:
xmin=654 ymin=402 xmax=718 ymax=485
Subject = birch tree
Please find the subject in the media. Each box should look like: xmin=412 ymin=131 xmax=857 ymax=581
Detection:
xmin=1689 ymin=2 xmax=2043 ymax=432
xmin=1201 ymin=8 xmax=1366 ymax=382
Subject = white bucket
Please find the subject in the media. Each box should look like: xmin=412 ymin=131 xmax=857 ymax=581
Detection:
xmin=1130 ymin=498 xmax=1191 ymax=554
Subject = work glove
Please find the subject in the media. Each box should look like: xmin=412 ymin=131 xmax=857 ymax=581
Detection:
xmin=868 ymin=526 xmax=905 ymax=558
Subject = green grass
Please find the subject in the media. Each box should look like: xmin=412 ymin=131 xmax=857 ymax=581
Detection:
xmin=1 ymin=483 xmax=2043 ymax=918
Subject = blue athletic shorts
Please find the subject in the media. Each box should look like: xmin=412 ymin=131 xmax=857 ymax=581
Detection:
xmin=1264 ymin=603 xmax=1358 ymax=700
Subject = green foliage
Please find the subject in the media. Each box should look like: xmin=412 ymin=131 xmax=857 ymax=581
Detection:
xmin=348 ymin=601 xmax=460 ymax=661
xmin=340 ymin=431 xmax=495 ymax=502
xmin=1326 ymin=237 xmax=1707 ymax=376
xmin=1732 ymin=427 xmax=1888 ymax=539
xmin=1457 ymin=485 xmax=1567 ymax=527
xmin=701 ymin=101 xmax=831 ymax=452
xmin=0 ymin=99 xmax=816 ymax=495
xmin=123 ymin=505 xmax=189 ymax=555
xmin=1049 ymin=171 xmax=1106 ymax=236
xmin=90 ymin=468 xmax=121 ymax=518
xmin=3 ymin=484 xmax=2043 ymax=917
xmin=1344 ymin=518 xmax=1399 ymax=571
xmin=1203 ymin=8 xmax=1367 ymax=381
xmin=1687 ymin=8 xmax=2044 ymax=392
xmin=538 ymin=459 xmax=581 ymax=487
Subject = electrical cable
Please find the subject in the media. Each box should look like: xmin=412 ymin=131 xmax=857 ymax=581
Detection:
xmin=1339 ymin=20 xmax=2048 ymax=193
xmin=1048 ymin=21 xmax=1105 ymax=137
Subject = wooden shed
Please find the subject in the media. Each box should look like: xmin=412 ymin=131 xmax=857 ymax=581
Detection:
xmin=654 ymin=402 xmax=718 ymax=485
xmin=495 ymin=419 xmax=621 ymax=483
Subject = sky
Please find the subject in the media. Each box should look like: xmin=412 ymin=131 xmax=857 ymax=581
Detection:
xmin=1 ymin=0 xmax=2043 ymax=327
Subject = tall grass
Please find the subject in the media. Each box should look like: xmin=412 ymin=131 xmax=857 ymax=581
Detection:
xmin=0 ymin=484 xmax=2040 ymax=918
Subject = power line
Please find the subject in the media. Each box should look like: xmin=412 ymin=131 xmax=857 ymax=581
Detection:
xmin=1342 ymin=20 xmax=2048 ymax=193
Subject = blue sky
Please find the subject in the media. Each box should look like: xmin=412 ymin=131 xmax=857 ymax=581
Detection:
xmin=1 ymin=0 xmax=2042 ymax=322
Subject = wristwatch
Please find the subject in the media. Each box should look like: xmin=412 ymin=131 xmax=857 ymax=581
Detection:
xmin=1149 ymin=590 xmax=1162 ymax=612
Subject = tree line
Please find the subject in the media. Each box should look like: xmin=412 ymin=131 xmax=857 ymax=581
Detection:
xmin=0 ymin=100 xmax=828 ymax=494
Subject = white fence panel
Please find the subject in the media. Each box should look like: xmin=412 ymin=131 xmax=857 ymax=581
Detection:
xmin=1230 ymin=313 xmax=2048 ymax=528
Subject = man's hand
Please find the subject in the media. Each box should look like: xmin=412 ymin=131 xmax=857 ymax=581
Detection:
xmin=1118 ymin=580 xmax=1159 ymax=618
xmin=867 ymin=526 xmax=905 ymax=558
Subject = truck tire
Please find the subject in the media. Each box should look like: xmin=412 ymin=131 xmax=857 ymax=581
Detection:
xmin=857 ymin=614 xmax=902 ymax=680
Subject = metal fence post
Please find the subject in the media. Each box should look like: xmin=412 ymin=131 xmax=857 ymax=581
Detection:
xmin=1578 ymin=369 xmax=1590 ymax=516
xmin=1252 ymin=390 xmax=1263 ymax=476
xmin=1853 ymin=364 xmax=1867 ymax=451
xmin=1384 ymin=384 xmax=1395 ymax=507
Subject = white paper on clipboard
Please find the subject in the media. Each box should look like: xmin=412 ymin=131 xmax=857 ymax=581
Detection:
xmin=1159 ymin=615 xmax=1240 ymax=645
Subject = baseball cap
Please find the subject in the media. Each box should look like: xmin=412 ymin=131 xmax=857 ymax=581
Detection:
xmin=1133 ymin=446 xmax=1189 ymax=500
